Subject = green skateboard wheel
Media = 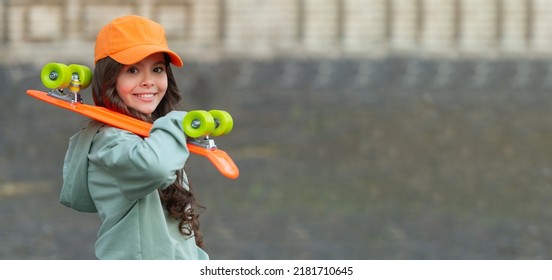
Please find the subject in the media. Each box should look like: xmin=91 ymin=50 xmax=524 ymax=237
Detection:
xmin=209 ymin=110 xmax=233 ymax=137
xmin=41 ymin=63 xmax=71 ymax=89
xmin=68 ymin=64 xmax=93 ymax=89
xmin=182 ymin=110 xmax=215 ymax=138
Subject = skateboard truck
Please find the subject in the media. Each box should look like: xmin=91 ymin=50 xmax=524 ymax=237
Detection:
xmin=188 ymin=118 xmax=217 ymax=149
xmin=42 ymin=63 xmax=91 ymax=105
xmin=47 ymin=73 xmax=83 ymax=104
xmin=189 ymin=136 xmax=217 ymax=150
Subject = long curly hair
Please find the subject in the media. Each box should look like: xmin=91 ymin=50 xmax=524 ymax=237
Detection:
xmin=91 ymin=55 xmax=205 ymax=248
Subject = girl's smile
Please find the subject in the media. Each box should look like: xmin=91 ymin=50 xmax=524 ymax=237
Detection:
xmin=116 ymin=52 xmax=168 ymax=115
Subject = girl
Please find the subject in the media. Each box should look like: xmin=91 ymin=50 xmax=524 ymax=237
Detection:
xmin=59 ymin=15 xmax=208 ymax=260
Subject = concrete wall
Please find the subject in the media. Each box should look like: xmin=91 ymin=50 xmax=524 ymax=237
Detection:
xmin=0 ymin=0 xmax=548 ymax=66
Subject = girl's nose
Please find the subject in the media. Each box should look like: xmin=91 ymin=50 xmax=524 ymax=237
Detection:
xmin=141 ymin=80 xmax=155 ymax=87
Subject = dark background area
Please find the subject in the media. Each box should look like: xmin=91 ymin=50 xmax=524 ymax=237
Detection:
xmin=2 ymin=57 xmax=552 ymax=259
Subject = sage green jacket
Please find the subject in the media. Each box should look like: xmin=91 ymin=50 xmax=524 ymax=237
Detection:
xmin=60 ymin=111 xmax=208 ymax=260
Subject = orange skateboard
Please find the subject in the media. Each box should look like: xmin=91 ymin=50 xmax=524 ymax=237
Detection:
xmin=27 ymin=63 xmax=239 ymax=179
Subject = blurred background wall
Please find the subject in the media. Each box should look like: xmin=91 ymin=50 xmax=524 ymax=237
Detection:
xmin=0 ymin=0 xmax=547 ymax=64
xmin=2 ymin=0 xmax=552 ymax=259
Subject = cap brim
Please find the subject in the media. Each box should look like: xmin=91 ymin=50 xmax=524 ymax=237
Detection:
xmin=110 ymin=45 xmax=183 ymax=67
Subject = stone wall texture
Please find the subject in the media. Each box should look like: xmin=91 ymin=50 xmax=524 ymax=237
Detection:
xmin=0 ymin=0 xmax=549 ymax=66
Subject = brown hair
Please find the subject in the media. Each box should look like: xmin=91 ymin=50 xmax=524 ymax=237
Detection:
xmin=92 ymin=55 xmax=205 ymax=248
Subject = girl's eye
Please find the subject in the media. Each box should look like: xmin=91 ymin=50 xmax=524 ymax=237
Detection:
xmin=127 ymin=67 xmax=138 ymax=74
xmin=154 ymin=66 xmax=165 ymax=73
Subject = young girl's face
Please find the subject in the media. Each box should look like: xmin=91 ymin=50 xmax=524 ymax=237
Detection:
xmin=116 ymin=53 xmax=168 ymax=115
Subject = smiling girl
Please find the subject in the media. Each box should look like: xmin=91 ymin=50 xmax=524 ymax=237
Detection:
xmin=60 ymin=15 xmax=208 ymax=260
xmin=115 ymin=53 xmax=168 ymax=115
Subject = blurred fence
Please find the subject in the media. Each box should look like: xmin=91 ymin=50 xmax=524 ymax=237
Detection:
xmin=0 ymin=0 xmax=551 ymax=66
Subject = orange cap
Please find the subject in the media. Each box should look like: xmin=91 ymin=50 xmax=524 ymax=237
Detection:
xmin=94 ymin=15 xmax=183 ymax=67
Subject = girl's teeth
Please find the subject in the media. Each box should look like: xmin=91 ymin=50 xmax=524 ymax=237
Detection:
xmin=136 ymin=94 xmax=154 ymax=98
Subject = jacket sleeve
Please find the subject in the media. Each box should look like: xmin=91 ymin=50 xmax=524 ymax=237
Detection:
xmin=88 ymin=111 xmax=189 ymax=201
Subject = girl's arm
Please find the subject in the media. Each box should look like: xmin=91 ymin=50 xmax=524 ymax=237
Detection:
xmin=89 ymin=111 xmax=189 ymax=201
